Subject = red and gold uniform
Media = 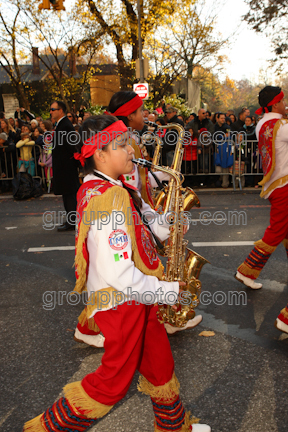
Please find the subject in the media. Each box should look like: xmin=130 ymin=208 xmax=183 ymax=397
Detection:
xmin=23 ymin=121 xmax=210 ymax=432
xmin=237 ymin=91 xmax=288 ymax=283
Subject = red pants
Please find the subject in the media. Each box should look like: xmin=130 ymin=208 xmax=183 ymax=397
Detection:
xmin=82 ymin=302 xmax=175 ymax=406
xmin=238 ymin=183 xmax=288 ymax=279
xmin=262 ymin=183 xmax=288 ymax=246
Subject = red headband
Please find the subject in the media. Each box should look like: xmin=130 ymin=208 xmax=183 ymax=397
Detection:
xmin=111 ymin=95 xmax=143 ymax=117
xmin=74 ymin=120 xmax=128 ymax=167
xmin=255 ymin=91 xmax=285 ymax=115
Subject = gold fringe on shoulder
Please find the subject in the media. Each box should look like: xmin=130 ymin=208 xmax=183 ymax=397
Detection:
xmin=254 ymin=239 xmax=277 ymax=254
xmin=138 ymin=373 xmax=180 ymax=402
xmin=78 ymin=308 xmax=100 ymax=333
xmin=64 ymin=381 xmax=113 ymax=418
xmin=283 ymin=239 xmax=288 ymax=249
xmin=154 ymin=411 xmax=200 ymax=432
xmin=23 ymin=413 xmax=46 ymax=432
xmin=74 ymin=186 xmax=163 ymax=295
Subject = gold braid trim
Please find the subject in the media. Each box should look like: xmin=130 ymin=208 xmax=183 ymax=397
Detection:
xmin=138 ymin=372 xmax=180 ymax=402
xmin=23 ymin=414 xmax=46 ymax=432
xmin=254 ymin=239 xmax=277 ymax=254
xmin=78 ymin=308 xmax=100 ymax=333
xmin=73 ymin=186 xmax=163 ymax=295
xmin=154 ymin=412 xmax=200 ymax=432
xmin=283 ymin=239 xmax=288 ymax=249
xmin=63 ymin=381 xmax=113 ymax=418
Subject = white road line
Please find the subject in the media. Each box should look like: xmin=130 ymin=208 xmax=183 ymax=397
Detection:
xmin=28 ymin=246 xmax=75 ymax=252
xmin=192 ymin=241 xmax=255 ymax=247
xmin=5 ymin=226 xmax=17 ymax=230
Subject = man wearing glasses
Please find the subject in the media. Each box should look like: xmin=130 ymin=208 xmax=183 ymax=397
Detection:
xmin=50 ymin=100 xmax=80 ymax=231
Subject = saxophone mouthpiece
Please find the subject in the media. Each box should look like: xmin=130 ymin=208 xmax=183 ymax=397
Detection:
xmin=132 ymin=158 xmax=152 ymax=167
xmin=144 ymin=120 xmax=158 ymax=127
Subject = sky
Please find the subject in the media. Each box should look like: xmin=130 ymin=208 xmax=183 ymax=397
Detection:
xmin=212 ymin=0 xmax=274 ymax=83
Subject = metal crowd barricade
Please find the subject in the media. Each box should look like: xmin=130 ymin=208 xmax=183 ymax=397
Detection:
xmin=0 ymin=144 xmax=47 ymax=190
xmin=0 ymin=146 xmax=16 ymax=180
xmin=156 ymin=138 xmax=262 ymax=190
xmin=230 ymin=140 xmax=262 ymax=190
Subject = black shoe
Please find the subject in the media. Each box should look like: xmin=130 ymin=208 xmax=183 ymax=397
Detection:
xmin=57 ymin=223 xmax=75 ymax=232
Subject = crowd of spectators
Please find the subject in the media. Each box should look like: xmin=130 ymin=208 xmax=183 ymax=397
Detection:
xmin=141 ymin=104 xmax=261 ymax=189
xmin=0 ymin=102 xmax=262 ymax=194
xmin=0 ymin=107 xmax=89 ymax=193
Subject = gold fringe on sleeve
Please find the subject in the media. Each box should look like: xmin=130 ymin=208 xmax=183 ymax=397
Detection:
xmin=283 ymin=239 xmax=288 ymax=249
xmin=78 ymin=308 xmax=100 ymax=333
xmin=63 ymin=381 xmax=113 ymax=418
xmin=74 ymin=186 xmax=163 ymax=295
xmin=138 ymin=372 xmax=180 ymax=402
xmin=23 ymin=413 xmax=46 ymax=432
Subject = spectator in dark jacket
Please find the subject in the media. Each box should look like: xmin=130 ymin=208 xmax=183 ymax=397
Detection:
xmin=14 ymin=107 xmax=35 ymax=122
xmin=186 ymin=108 xmax=214 ymax=136
xmin=243 ymin=116 xmax=257 ymax=187
xmin=231 ymin=108 xmax=248 ymax=133
xmin=50 ymin=100 xmax=80 ymax=231
xmin=163 ymin=106 xmax=184 ymax=166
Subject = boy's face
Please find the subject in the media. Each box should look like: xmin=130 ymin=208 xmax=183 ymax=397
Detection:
xmin=128 ymin=105 xmax=144 ymax=131
xmin=0 ymin=138 xmax=5 ymax=146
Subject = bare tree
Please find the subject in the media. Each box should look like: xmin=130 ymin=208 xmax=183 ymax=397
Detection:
xmin=0 ymin=4 xmax=30 ymax=108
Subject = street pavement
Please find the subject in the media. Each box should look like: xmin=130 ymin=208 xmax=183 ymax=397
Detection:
xmin=0 ymin=190 xmax=288 ymax=432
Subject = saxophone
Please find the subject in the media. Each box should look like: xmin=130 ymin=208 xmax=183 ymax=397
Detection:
xmin=142 ymin=121 xmax=200 ymax=212
xmin=132 ymin=158 xmax=210 ymax=328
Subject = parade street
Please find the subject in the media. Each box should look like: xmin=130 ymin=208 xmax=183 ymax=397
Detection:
xmin=1 ymin=190 xmax=288 ymax=432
